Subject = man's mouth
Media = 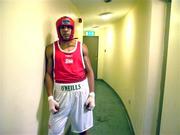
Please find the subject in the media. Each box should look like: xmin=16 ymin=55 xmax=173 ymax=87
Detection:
xmin=63 ymin=34 xmax=69 ymax=37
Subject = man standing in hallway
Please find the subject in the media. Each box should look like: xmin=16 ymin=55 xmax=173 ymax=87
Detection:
xmin=45 ymin=16 xmax=95 ymax=135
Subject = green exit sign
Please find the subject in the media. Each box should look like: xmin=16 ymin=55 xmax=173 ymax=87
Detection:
xmin=86 ymin=31 xmax=95 ymax=36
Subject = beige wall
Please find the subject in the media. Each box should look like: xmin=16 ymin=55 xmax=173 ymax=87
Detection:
xmin=144 ymin=1 xmax=167 ymax=134
xmin=0 ymin=0 xmax=82 ymax=135
xmin=94 ymin=1 xmax=151 ymax=134
xmin=94 ymin=1 xmax=167 ymax=135
xmin=160 ymin=0 xmax=180 ymax=135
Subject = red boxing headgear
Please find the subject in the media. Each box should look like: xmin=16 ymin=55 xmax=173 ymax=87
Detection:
xmin=56 ymin=16 xmax=75 ymax=41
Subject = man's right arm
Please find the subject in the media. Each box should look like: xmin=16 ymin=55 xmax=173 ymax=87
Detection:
xmin=45 ymin=44 xmax=54 ymax=97
xmin=45 ymin=44 xmax=59 ymax=113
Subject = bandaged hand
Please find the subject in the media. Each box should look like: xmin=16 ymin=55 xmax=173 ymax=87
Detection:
xmin=85 ymin=92 xmax=95 ymax=110
xmin=48 ymin=96 xmax=59 ymax=113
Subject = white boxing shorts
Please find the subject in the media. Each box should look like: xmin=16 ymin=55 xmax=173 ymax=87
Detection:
xmin=48 ymin=78 xmax=93 ymax=135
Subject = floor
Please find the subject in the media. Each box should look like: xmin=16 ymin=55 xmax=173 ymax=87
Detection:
xmin=66 ymin=80 xmax=135 ymax=135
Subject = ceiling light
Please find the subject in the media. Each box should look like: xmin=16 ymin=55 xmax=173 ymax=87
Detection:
xmin=99 ymin=12 xmax=112 ymax=20
xmin=104 ymin=0 xmax=112 ymax=3
xmin=92 ymin=25 xmax=99 ymax=28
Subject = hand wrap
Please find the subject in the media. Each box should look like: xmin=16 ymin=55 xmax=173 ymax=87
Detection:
xmin=48 ymin=96 xmax=59 ymax=113
xmin=85 ymin=92 xmax=95 ymax=110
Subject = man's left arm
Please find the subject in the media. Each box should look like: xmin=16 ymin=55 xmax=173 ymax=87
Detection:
xmin=83 ymin=44 xmax=95 ymax=110
xmin=83 ymin=44 xmax=95 ymax=93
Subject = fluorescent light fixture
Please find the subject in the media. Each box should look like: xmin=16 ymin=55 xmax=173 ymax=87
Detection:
xmin=92 ymin=25 xmax=99 ymax=28
xmin=99 ymin=12 xmax=112 ymax=20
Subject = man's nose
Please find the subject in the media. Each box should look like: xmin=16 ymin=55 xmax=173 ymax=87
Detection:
xmin=63 ymin=26 xmax=69 ymax=31
xmin=64 ymin=26 xmax=68 ymax=30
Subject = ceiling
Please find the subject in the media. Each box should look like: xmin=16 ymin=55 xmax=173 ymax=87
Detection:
xmin=70 ymin=0 xmax=137 ymax=30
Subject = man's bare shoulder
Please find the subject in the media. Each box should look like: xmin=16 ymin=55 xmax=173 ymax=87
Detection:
xmin=82 ymin=43 xmax=88 ymax=56
xmin=45 ymin=43 xmax=53 ymax=55
xmin=46 ymin=43 xmax=53 ymax=50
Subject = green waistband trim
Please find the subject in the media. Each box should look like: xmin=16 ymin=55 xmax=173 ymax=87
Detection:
xmin=61 ymin=84 xmax=81 ymax=91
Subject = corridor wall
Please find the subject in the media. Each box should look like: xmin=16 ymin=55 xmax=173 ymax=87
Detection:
xmin=95 ymin=1 xmax=167 ymax=135
xmin=0 ymin=1 xmax=82 ymax=135
xmin=160 ymin=1 xmax=180 ymax=135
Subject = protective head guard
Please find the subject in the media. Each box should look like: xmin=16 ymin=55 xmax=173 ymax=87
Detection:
xmin=56 ymin=16 xmax=75 ymax=41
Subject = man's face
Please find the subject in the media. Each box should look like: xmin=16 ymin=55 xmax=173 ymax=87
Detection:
xmin=60 ymin=25 xmax=72 ymax=41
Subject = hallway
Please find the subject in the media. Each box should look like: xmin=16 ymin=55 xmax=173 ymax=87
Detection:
xmin=0 ymin=1 xmax=179 ymax=135
xmin=66 ymin=80 xmax=134 ymax=135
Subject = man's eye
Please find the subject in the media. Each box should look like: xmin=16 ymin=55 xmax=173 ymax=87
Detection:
xmin=67 ymin=26 xmax=72 ymax=29
xmin=60 ymin=26 xmax=72 ymax=29
xmin=60 ymin=26 xmax=66 ymax=29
